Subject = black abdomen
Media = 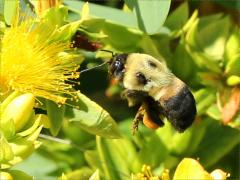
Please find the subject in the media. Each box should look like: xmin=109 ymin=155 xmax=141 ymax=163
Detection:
xmin=161 ymin=86 xmax=197 ymax=132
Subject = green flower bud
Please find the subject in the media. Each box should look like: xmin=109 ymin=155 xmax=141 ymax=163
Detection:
xmin=227 ymin=75 xmax=240 ymax=86
xmin=2 ymin=93 xmax=35 ymax=133
xmin=0 ymin=172 xmax=13 ymax=180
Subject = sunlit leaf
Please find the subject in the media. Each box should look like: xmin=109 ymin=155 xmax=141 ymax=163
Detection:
xmin=224 ymin=30 xmax=240 ymax=65
xmin=194 ymin=88 xmax=217 ymax=115
xmin=46 ymin=100 xmax=65 ymax=136
xmin=66 ymin=93 xmax=121 ymax=138
xmin=96 ymin=136 xmax=122 ymax=180
xmin=126 ymin=0 xmax=171 ymax=34
xmin=225 ymin=55 xmax=240 ymax=76
xmin=0 ymin=134 xmax=14 ymax=163
xmin=3 ymin=0 xmax=18 ymax=25
xmin=65 ymin=0 xmax=137 ymax=28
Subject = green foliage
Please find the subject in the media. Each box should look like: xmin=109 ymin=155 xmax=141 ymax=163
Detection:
xmin=66 ymin=92 xmax=121 ymax=138
xmin=1 ymin=0 xmax=239 ymax=179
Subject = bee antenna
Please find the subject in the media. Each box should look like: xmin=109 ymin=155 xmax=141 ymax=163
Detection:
xmin=100 ymin=49 xmax=115 ymax=57
xmin=80 ymin=61 xmax=108 ymax=74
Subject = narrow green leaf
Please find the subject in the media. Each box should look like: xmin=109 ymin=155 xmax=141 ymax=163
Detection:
xmin=224 ymin=30 xmax=240 ymax=64
xmin=0 ymin=134 xmax=14 ymax=163
xmin=3 ymin=0 xmax=18 ymax=25
xmin=67 ymin=93 xmax=121 ymax=139
xmin=225 ymin=55 xmax=240 ymax=76
xmin=46 ymin=100 xmax=65 ymax=136
xmin=165 ymin=2 xmax=189 ymax=31
xmin=96 ymin=136 xmax=122 ymax=180
xmin=104 ymin=137 xmax=140 ymax=173
xmin=84 ymin=150 xmax=103 ymax=172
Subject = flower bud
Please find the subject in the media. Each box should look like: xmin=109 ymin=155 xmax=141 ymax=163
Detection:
xmin=227 ymin=75 xmax=240 ymax=86
xmin=0 ymin=172 xmax=13 ymax=180
xmin=2 ymin=93 xmax=35 ymax=133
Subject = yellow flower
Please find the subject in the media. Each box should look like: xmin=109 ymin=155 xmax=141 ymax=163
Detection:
xmin=0 ymin=9 xmax=80 ymax=104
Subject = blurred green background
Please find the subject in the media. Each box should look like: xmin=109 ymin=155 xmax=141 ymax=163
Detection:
xmin=3 ymin=0 xmax=239 ymax=179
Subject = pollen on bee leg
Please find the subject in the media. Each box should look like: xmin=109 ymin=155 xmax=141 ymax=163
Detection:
xmin=143 ymin=113 xmax=159 ymax=129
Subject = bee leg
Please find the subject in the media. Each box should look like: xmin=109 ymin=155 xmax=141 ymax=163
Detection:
xmin=144 ymin=98 xmax=165 ymax=127
xmin=132 ymin=105 xmax=145 ymax=135
xmin=122 ymin=90 xmax=148 ymax=107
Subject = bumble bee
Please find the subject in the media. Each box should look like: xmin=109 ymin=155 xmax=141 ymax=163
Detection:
xmin=108 ymin=53 xmax=197 ymax=134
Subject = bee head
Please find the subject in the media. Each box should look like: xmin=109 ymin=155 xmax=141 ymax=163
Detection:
xmin=109 ymin=53 xmax=128 ymax=80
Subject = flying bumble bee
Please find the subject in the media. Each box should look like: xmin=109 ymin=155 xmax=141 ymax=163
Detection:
xmin=108 ymin=53 xmax=197 ymax=134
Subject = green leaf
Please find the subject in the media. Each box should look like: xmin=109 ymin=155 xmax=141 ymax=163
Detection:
xmin=165 ymin=2 xmax=189 ymax=31
xmin=127 ymin=0 xmax=171 ymax=34
xmin=96 ymin=136 xmax=122 ymax=180
xmin=80 ymin=18 xmax=143 ymax=51
xmin=9 ymin=170 xmax=33 ymax=180
xmin=194 ymin=88 xmax=216 ymax=115
xmin=84 ymin=150 xmax=103 ymax=171
xmin=187 ymin=14 xmax=230 ymax=61
xmin=65 ymin=0 xmax=137 ymax=28
xmin=104 ymin=137 xmax=141 ymax=173
xmin=12 ymin=152 xmax=59 ymax=178
xmin=66 ymin=93 xmax=121 ymax=139
xmin=42 ymin=6 xmax=68 ymax=27
xmin=225 ymin=55 xmax=240 ymax=76
xmin=0 ymin=134 xmax=14 ymax=163
xmin=3 ymin=0 xmax=17 ymax=25
xmin=46 ymin=100 xmax=65 ymax=136
xmin=59 ymin=167 xmax=93 ymax=180
xmin=171 ymin=43 xmax=196 ymax=81
xmin=206 ymin=104 xmax=221 ymax=121
xmin=89 ymin=169 xmax=100 ymax=180
xmin=198 ymin=16 xmax=230 ymax=60
xmin=193 ymin=118 xmax=240 ymax=168
xmin=102 ymin=21 xmax=143 ymax=51
xmin=138 ymin=133 xmax=169 ymax=168
xmin=224 ymin=29 xmax=240 ymax=65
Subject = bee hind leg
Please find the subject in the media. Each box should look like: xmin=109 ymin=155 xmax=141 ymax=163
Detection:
xmin=132 ymin=105 xmax=145 ymax=135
